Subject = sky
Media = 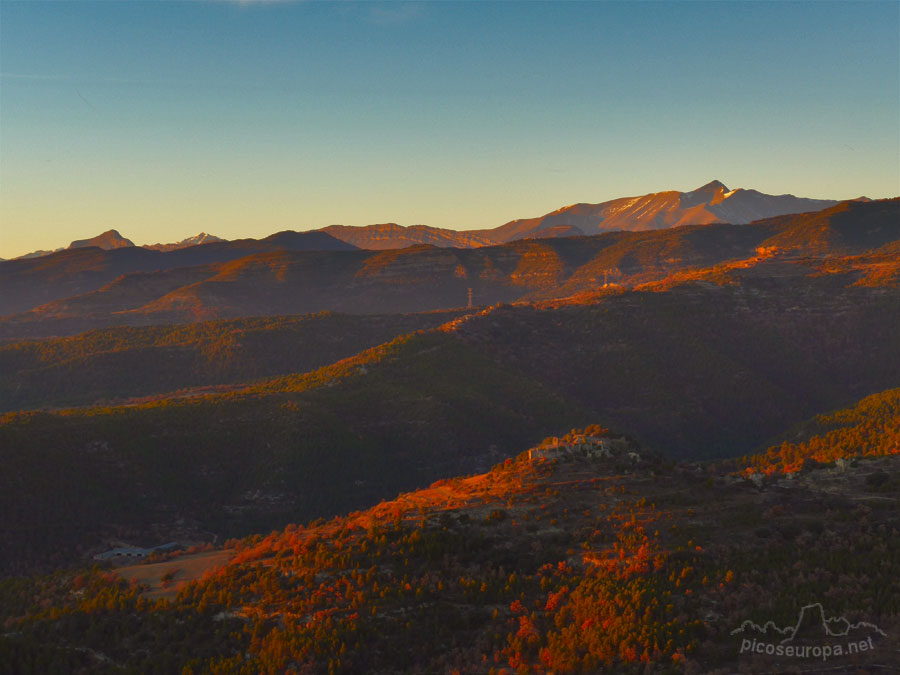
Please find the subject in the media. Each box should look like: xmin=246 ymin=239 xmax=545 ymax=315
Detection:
xmin=1 ymin=1 xmax=898 ymax=258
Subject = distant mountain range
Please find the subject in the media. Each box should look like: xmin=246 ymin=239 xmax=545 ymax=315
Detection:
xmin=1 ymin=198 xmax=897 ymax=337
xmin=12 ymin=229 xmax=216 ymax=259
xmin=0 ymin=230 xmax=356 ymax=318
xmin=6 ymin=181 xmax=858 ymax=259
xmin=476 ymin=180 xmax=847 ymax=243
xmin=11 ymin=230 xmax=224 ymax=260
xmin=319 ymin=180 xmax=851 ymax=249
xmin=145 ymin=232 xmax=225 ymax=252
xmin=13 ymin=248 xmax=64 ymax=260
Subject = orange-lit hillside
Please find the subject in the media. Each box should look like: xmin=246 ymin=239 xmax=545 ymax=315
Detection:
xmin=5 ymin=419 xmax=899 ymax=673
xmin=740 ymin=388 xmax=900 ymax=476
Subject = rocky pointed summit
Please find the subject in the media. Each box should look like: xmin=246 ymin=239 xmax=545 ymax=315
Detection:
xmin=680 ymin=180 xmax=731 ymax=208
xmin=68 ymin=229 xmax=135 ymax=251
xmin=691 ymin=179 xmax=729 ymax=194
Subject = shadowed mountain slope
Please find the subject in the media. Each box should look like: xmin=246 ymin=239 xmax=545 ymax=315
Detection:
xmin=2 ymin=265 xmax=899 ymax=573
xmin=0 ymin=231 xmax=356 ymax=317
xmin=0 ymin=310 xmax=467 ymax=411
xmin=2 ymin=199 xmax=896 ymax=339
xmin=2 ymin=404 xmax=899 ymax=672
xmin=0 ymin=330 xmax=589 ymax=574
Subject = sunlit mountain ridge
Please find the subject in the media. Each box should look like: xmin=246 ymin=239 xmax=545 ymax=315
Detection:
xmin=2 ymin=199 xmax=895 ymax=339
xmin=7 ymin=180 xmax=858 ymax=261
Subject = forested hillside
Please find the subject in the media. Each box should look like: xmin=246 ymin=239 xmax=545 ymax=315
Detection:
xmin=2 ymin=272 xmax=899 ymax=574
xmin=2 ymin=415 xmax=897 ymax=673
xmin=0 ymin=310 xmax=466 ymax=411
xmin=737 ymin=388 xmax=900 ymax=475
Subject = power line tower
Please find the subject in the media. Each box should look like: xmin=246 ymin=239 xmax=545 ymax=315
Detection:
xmin=467 ymin=287 xmax=473 ymax=309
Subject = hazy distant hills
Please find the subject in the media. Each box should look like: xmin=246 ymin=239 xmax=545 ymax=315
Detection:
xmin=7 ymin=228 xmax=134 ymax=260
xmin=0 ymin=231 xmax=356 ymax=318
xmin=13 ymin=248 xmax=64 ymax=260
xmin=1 ymin=199 xmax=896 ymax=338
xmin=145 ymin=232 xmax=225 ymax=252
xmin=12 ymin=230 xmax=220 ymax=259
xmin=320 ymin=223 xmax=497 ymax=250
xmin=5 ymin=180 xmax=851 ymax=262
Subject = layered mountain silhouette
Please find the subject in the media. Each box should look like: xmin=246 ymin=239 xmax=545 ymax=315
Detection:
xmin=13 ymin=248 xmax=64 ymax=260
xmin=2 ymin=179 xmax=898 ymax=675
xmin=1 ymin=199 xmax=896 ymax=336
xmin=13 ymin=228 xmax=136 ymax=260
xmin=6 ymin=181 xmax=852 ymax=260
xmin=0 ymin=231 xmax=357 ymax=318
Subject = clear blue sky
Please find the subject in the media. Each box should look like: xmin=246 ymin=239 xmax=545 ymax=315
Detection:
xmin=1 ymin=0 xmax=898 ymax=257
